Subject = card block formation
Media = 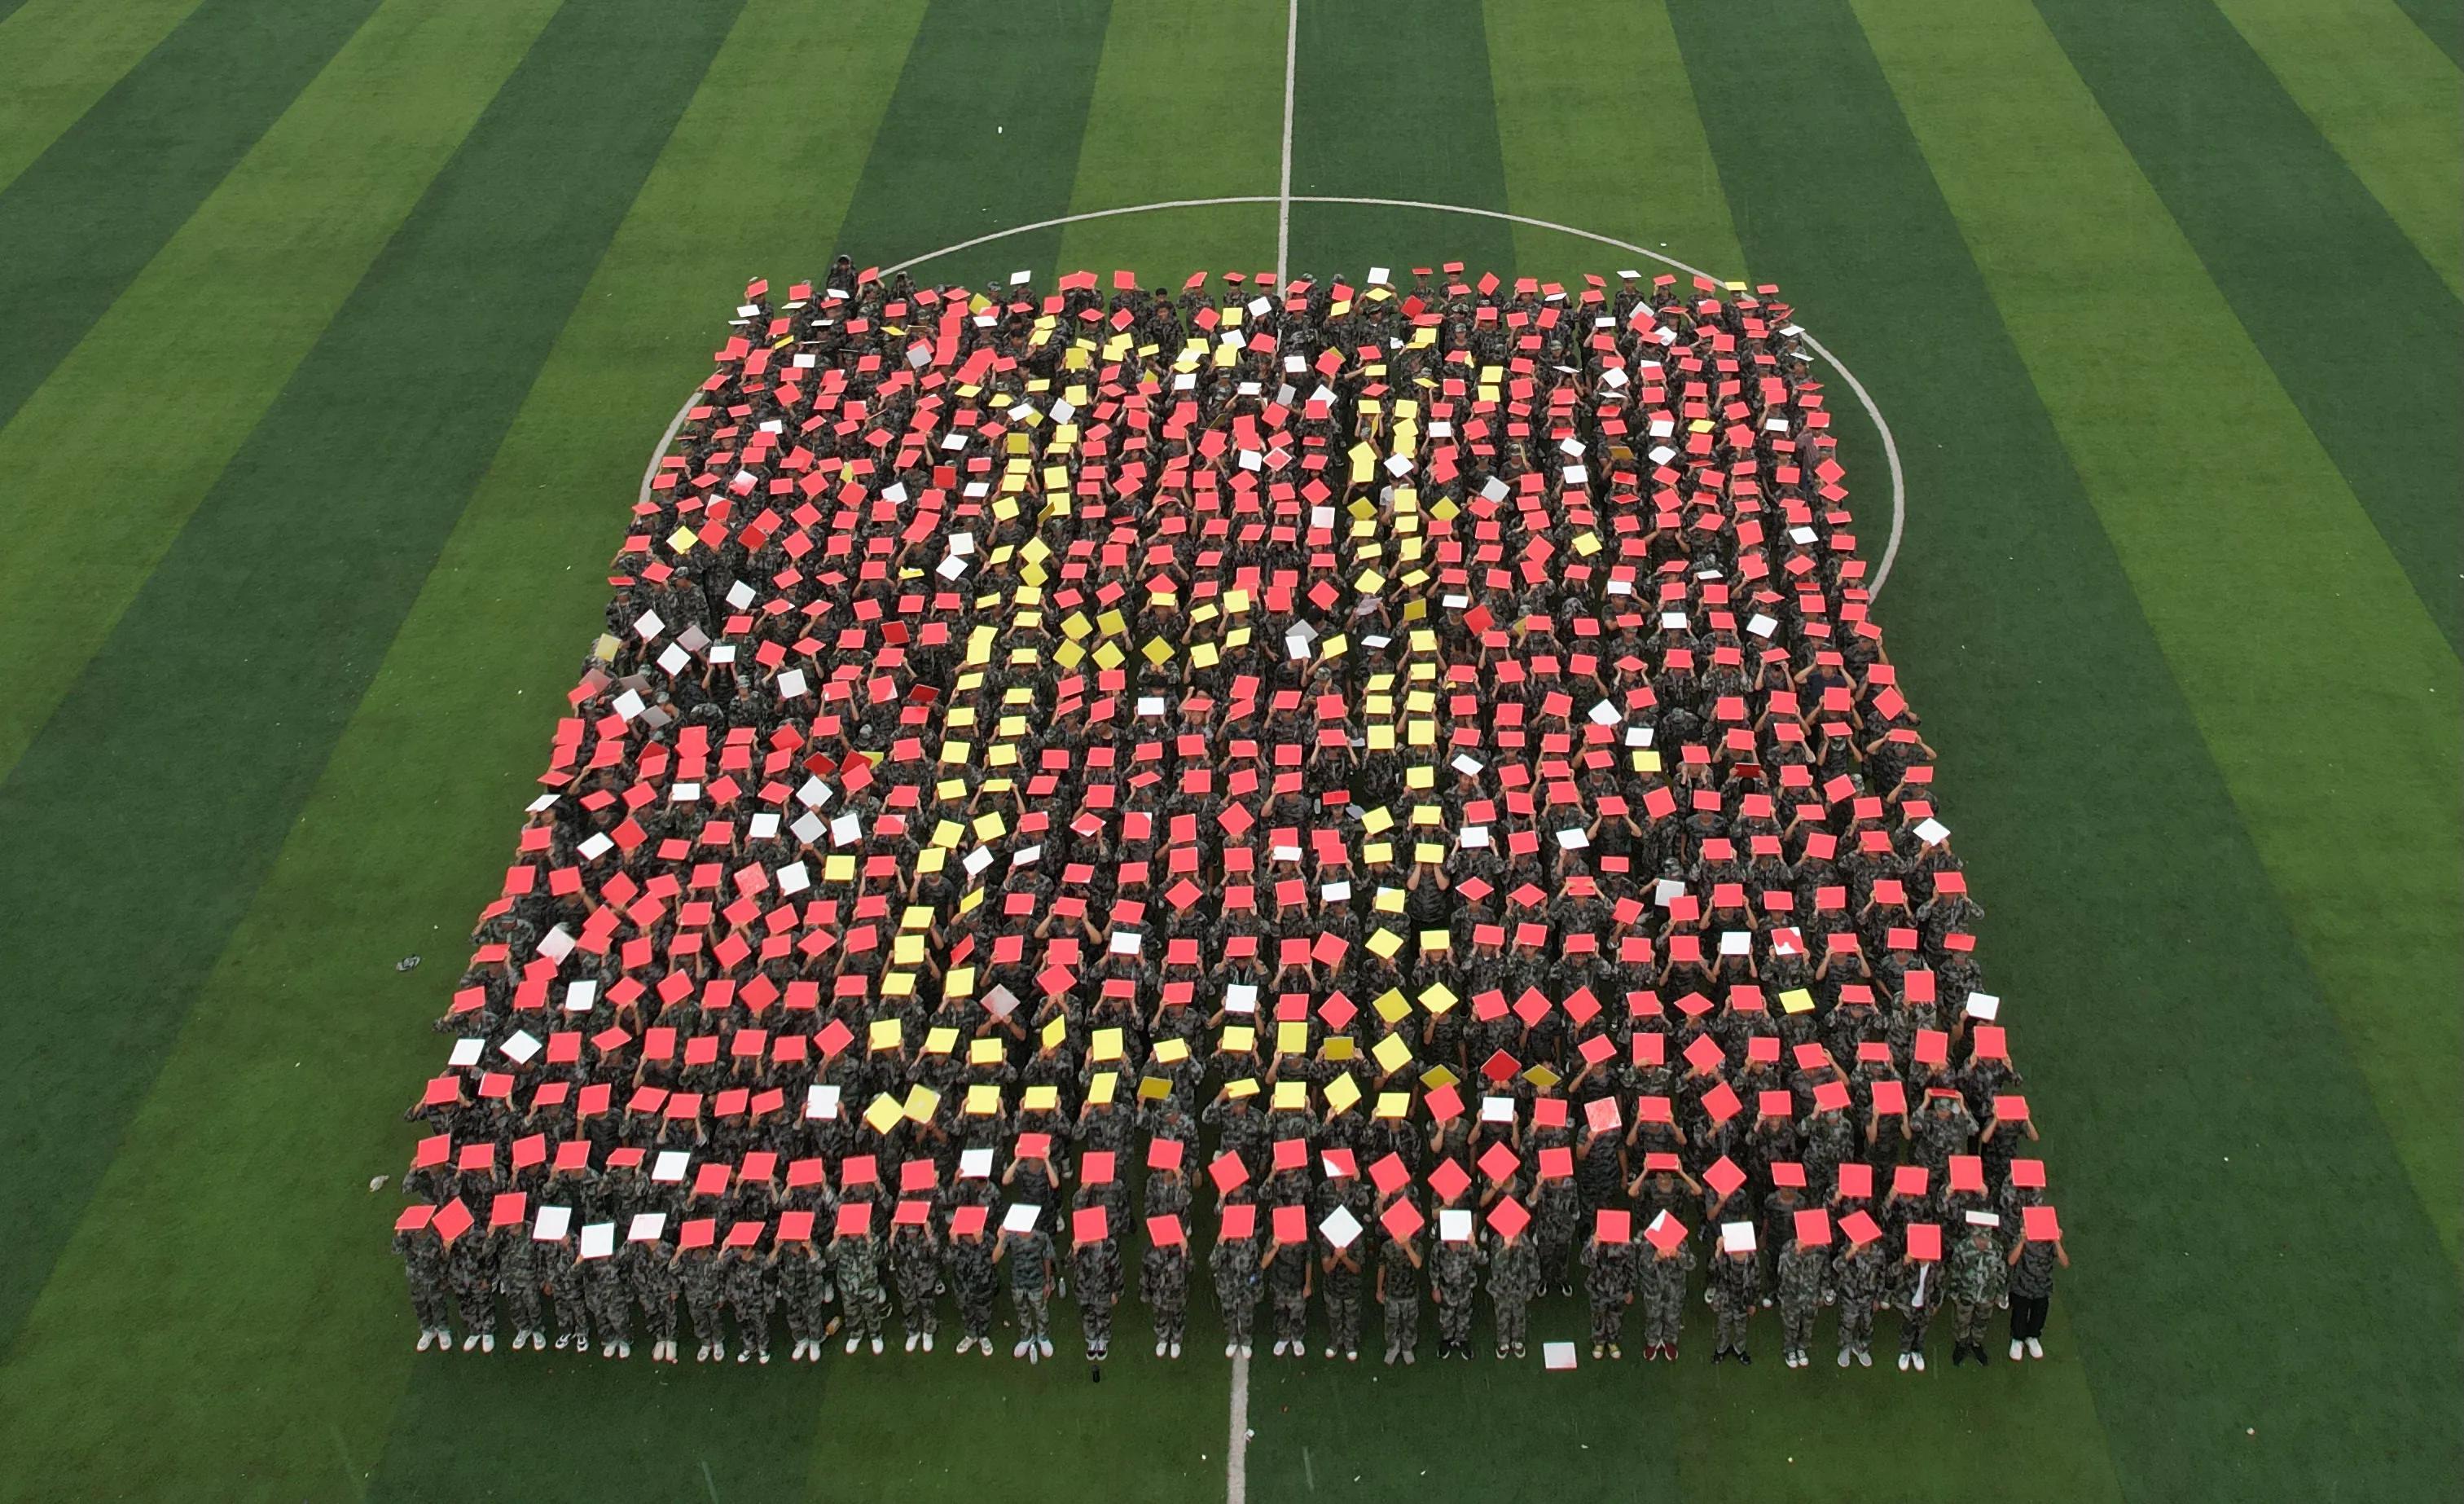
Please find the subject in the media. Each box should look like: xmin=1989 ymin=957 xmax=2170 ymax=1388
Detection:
xmin=392 ymin=264 xmax=2059 ymax=1364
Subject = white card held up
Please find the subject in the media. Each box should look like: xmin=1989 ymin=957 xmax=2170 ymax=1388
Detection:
xmin=579 ymin=1223 xmax=615 ymax=1260
xmin=652 ymin=1150 xmax=688 ymax=1184
xmin=500 ymin=1030 xmax=542 ymax=1065
xmin=531 ymin=1205 xmax=572 ymax=1242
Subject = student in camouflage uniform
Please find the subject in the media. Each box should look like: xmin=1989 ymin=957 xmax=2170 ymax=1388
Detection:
xmin=626 ymin=1235 xmax=680 ymax=1364
xmin=1581 ymin=1223 xmax=1636 ymax=1360
xmin=1074 ymin=1226 xmax=1122 ymax=1361
xmin=834 ymin=1222 xmax=891 ymax=1356
xmin=1706 ymin=1238 xmax=1762 ymax=1364
xmin=889 ymin=1221 xmax=942 ymax=1352
xmin=1320 ymin=1238 xmax=1364 ymax=1361
xmin=1210 ymin=1220 xmax=1263 ymax=1358
xmin=1487 ymin=1226 xmax=1540 ymax=1360
xmin=723 ymin=1245 xmax=775 ymax=1364
xmin=1265 ymin=1228 xmax=1311 ymax=1358
xmin=675 ymin=1242 xmax=724 ymax=1362
xmin=581 ymin=1243 xmax=631 ymax=1359
xmin=777 ymin=1238 xmax=835 ymax=1361
xmin=1894 ymin=1246 xmax=1944 ymax=1372
xmin=947 ymin=1219 xmax=1002 ymax=1357
xmin=1775 ymin=1228 xmax=1829 ymax=1368
xmin=1140 ymin=1232 xmax=1189 ymax=1358
xmin=494 ymin=1225 xmax=547 ymax=1352
xmin=1636 ymin=1234 xmax=1696 ymax=1360
xmin=1430 ymin=1229 xmax=1484 ymax=1360
xmin=1377 ymin=1229 xmax=1422 ymax=1365
xmin=1948 ymin=1220 xmax=2009 ymax=1366
xmin=447 ymin=1227 xmax=499 ymax=1353
xmin=542 ymin=1229 xmax=589 ymax=1352
xmin=395 ymin=1220 xmax=452 ymax=1352
xmin=997 ymin=1220 xmax=1056 ymax=1362
xmin=1829 ymin=1229 xmax=1888 ymax=1367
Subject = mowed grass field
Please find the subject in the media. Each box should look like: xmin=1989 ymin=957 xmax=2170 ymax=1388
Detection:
xmin=0 ymin=1 xmax=2457 ymax=1499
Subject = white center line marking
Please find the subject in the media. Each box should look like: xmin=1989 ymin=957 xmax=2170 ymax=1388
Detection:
xmin=1226 ymin=1349 xmax=1251 ymax=1504
xmin=1276 ymin=0 xmax=1298 ymax=286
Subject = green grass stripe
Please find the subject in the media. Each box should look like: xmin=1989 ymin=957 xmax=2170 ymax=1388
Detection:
xmin=2392 ymin=0 xmax=2462 ymax=64
xmin=0 ymin=0 xmax=565 ymax=785
xmin=1672 ymin=1 xmax=2459 ymax=1498
xmin=2213 ymin=0 xmax=2462 ymax=298
xmin=833 ymin=0 xmax=1113 ymax=289
xmin=1052 ymin=0 xmax=1283 ymax=288
xmin=1854 ymin=0 xmax=2464 ymax=1266
xmin=2031 ymin=0 xmax=2463 ymax=652
xmin=0 ymin=0 xmax=202 ymax=194
xmin=0 ymin=0 xmax=384 ymax=433
xmin=0 ymin=0 xmax=749 ymax=1445
xmin=1285 ymin=0 xmax=1516 ymax=283
xmin=1484 ymin=0 xmax=1746 ymax=286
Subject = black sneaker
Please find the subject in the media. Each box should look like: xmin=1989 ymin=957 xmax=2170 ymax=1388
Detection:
xmin=1735 ymin=1349 xmax=1752 ymax=1365
xmin=1952 ymin=1345 xmax=1968 ymax=1366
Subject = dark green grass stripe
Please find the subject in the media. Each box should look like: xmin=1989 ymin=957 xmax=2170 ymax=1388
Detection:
xmin=0 ymin=0 xmax=747 ymax=1353
xmin=0 ymin=0 xmax=382 ymax=433
xmin=2392 ymin=0 xmax=2462 ymax=64
xmin=1285 ymin=0 xmax=1516 ymax=284
xmin=2034 ymin=0 xmax=2462 ymax=651
xmin=828 ymin=0 xmax=1112 ymax=288
xmin=0 ymin=0 xmax=33 ymax=27
xmin=1670 ymin=2 xmax=2458 ymax=1499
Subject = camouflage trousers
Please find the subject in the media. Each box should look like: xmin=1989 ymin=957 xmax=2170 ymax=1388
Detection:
xmin=785 ymin=1294 xmax=829 ymax=1343
xmin=1639 ymin=1287 xmax=1684 ymax=1348
xmin=1009 ymin=1284 xmax=1050 ymax=1341
xmin=1218 ymin=1292 xmax=1257 ymax=1347
xmin=639 ymin=1294 xmax=678 ymax=1342
xmin=1899 ymin=1305 xmax=1935 ymax=1355
xmin=897 ymin=1282 xmax=939 ymax=1338
xmin=1080 ymin=1295 xmax=1113 ymax=1351
xmin=1323 ymin=1288 xmax=1361 ymax=1353
xmin=1781 ymin=1301 xmax=1818 ymax=1357
xmin=1835 ymin=1300 xmax=1875 ymax=1357
xmin=843 ymin=1282 xmax=889 ymax=1341
xmin=1713 ymin=1300 xmax=1753 ymax=1350
xmin=407 ymin=1278 xmax=451 ymax=1330
xmin=733 ymin=1300 xmax=771 ymax=1358
xmin=1149 ymin=1296 xmax=1186 ymax=1344
xmin=686 ymin=1289 xmax=725 ymax=1345
xmin=1953 ymin=1300 xmax=1996 ymax=1347
xmin=1492 ymin=1293 xmax=1531 ymax=1349
xmin=1539 ymin=1236 xmax=1575 ymax=1292
xmin=957 ymin=1282 xmax=998 ymax=1342
xmin=1382 ymin=1295 xmax=1419 ymax=1358
xmin=584 ymin=1286 xmax=630 ymax=1343
xmin=454 ymin=1288 xmax=495 ymax=1335
xmin=549 ymin=1284 xmax=588 ymax=1342
xmin=1589 ymin=1293 xmax=1627 ymax=1345
xmin=1272 ymin=1289 xmax=1308 ymax=1348
xmin=502 ymin=1286 xmax=543 ymax=1335
xmin=1436 ymin=1291 xmax=1476 ymax=1347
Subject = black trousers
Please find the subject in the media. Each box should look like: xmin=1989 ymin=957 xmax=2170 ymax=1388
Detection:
xmin=2009 ymin=1293 xmax=2049 ymax=1341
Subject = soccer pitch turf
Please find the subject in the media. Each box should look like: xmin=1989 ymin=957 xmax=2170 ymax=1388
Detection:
xmin=0 ymin=2 xmax=2456 ymax=1501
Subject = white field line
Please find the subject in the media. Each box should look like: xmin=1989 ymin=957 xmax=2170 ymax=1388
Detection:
xmin=1276 ymin=0 xmax=1298 ymax=287
xmin=1226 ymin=1348 xmax=1251 ymax=1504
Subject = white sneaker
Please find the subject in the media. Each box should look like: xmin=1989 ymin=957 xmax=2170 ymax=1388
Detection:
xmin=462 ymin=1333 xmax=481 ymax=1352
xmin=712 ymin=1341 xmax=725 ymax=1362
xmin=737 ymin=1348 xmax=751 ymax=1363
xmin=1169 ymin=1342 xmax=1180 ymax=1358
xmin=1323 ymin=1346 xmax=1336 ymax=1359
xmin=555 ymin=1334 xmax=570 ymax=1351
xmin=1037 ymin=1337 xmax=1053 ymax=1359
xmin=922 ymin=1332 xmax=934 ymax=1352
xmin=759 ymin=1350 xmax=771 ymax=1365
xmin=1912 ymin=1352 xmax=1925 ymax=1372
xmin=618 ymin=1342 xmax=631 ymax=1359
xmin=2027 ymin=1338 xmax=2045 ymax=1359
xmin=1014 ymin=1339 xmax=1031 ymax=1358
xmin=1272 ymin=1340 xmax=1285 ymax=1357
xmin=2009 ymin=1340 xmax=2025 ymax=1361
xmin=1226 ymin=1342 xmax=1239 ymax=1357
xmin=1157 ymin=1340 xmax=1168 ymax=1358
xmin=981 ymin=1339 xmax=994 ymax=1358
xmin=1838 ymin=1349 xmax=1852 ymax=1367
xmin=1858 ymin=1350 xmax=1873 ymax=1367
xmin=601 ymin=1341 xmax=616 ymax=1358
xmin=1239 ymin=1344 xmax=1252 ymax=1359
xmin=1897 ymin=1352 xmax=1910 ymax=1372
xmin=1346 ymin=1349 xmax=1357 ymax=1362
xmin=848 ymin=1336 xmax=863 ymax=1355
xmin=416 ymin=1330 xmax=433 ymax=1352
xmin=696 ymin=1343 xmax=710 ymax=1362
xmin=1402 ymin=1348 xmax=1413 ymax=1365
xmin=905 ymin=1332 xmax=920 ymax=1353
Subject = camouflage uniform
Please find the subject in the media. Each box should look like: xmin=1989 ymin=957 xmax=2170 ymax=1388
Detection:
xmin=1378 ymin=1237 xmax=1421 ymax=1362
xmin=446 ymin=1234 xmax=498 ymax=1342
xmin=889 ymin=1229 xmax=942 ymax=1343
xmin=1320 ymin=1244 xmax=1364 ymax=1357
xmin=1140 ymin=1242 xmax=1189 ymax=1348
xmin=1430 ymin=1238 xmax=1485 ymax=1352
xmin=679 ymin=1248 xmax=726 ymax=1352
xmin=1581 ymin=1235 xmax=1636 ymax=1351
xmin=948 ymin=1234 xmax=1001 ymax=1348
xmin=1267 ymin=1240 xmax=1310 ymax=1352
xmin=1636 ymin=1243 xmax=1696 ymax=1352
xmin=396 ymin=1228 xmax=451 ymax=1338
xmin=1535 ymin=1177 xmax=1583 ymax=1295
xmin=776 ymin=1244 xmax=832 ymax=1352
xmin=542 ymin=1239 xmax=590 ymax=1348
xmin=580 ymin=1252 xmax=630 ymax=1348
xmin=834 ymin=1234 xmax=891 ymax=1344
xmin=1074 ymin=1237 xmax=1122 ymax=1356
xmin=1775 ymin=1241 xmax=1828 ymax=1363
xmin=1828 ymin=1239 xmax=1888 ymax=1362
xmin=1210 ymin=1235 xmax=1263 ymax=1352
xmin=494 ymin=1229 xmax=544 ymax=1342
xmin=1487 ymin=1234 xmax=1541 ymax=1355
xmin=1706 ymin=1250 xmax=1762 ymax=1356
xmin=1894 ymin=1257 xmax=1944 ymax=1359
xmin=723 ymin=1251 xmax=775 ymax=1360
xmin=1948 ymin=1230 xmax=2009 ymax=1356
xmin=625 ymin=1242 xmax=679 ymax=1347
xmin=1004 ymin=1229 xmax=1055 ymax=1348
